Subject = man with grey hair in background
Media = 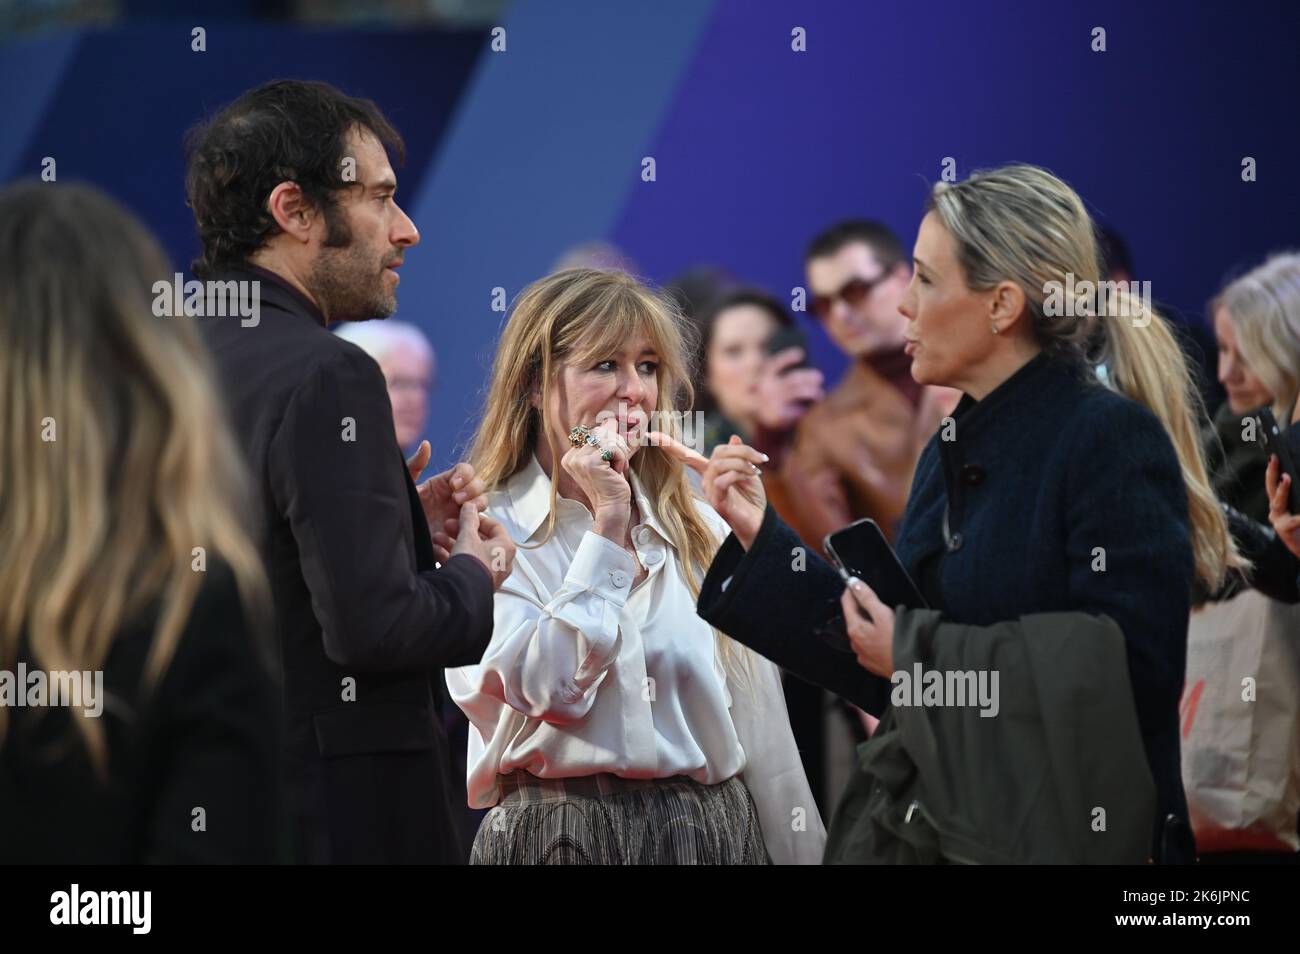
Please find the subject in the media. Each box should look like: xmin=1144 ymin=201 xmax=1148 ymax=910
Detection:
xmin=333 ymin=320 xmax=437 ymax=456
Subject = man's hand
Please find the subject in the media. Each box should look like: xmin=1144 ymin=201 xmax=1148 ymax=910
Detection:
xmin=435 ymin=502 xmax=516 ymax=591
xmin=416 ymin=461 xmax=488 ymax=537
xmin=406 ymin=439 xmax=432 ymax=483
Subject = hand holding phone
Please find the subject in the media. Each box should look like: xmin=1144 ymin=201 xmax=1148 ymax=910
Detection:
xmin=1257 ymin=407 xmax=1300 ymax=513
xmin=815 ymin=519 xmax=926 ymax=651
xmin=824 ymin=519 xmax=927 ymax=610
xmin=758 ymin=328 xmax=824 ymax=430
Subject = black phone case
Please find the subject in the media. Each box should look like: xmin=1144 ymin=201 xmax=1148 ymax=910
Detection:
xmin=766 ymin=327 xmax=811 ymax=369
xmin=1257 ymin=407 xmax=1300 ymax=512
xmin=817 ymin=519 xmax=927 ymax=653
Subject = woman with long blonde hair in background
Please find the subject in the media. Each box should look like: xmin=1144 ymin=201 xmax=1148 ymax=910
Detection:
xmin=1200 ymin=253 xmax=1300 ymax=604
xmin=0 ymin=182 xmax=276 ymax=863
xmin=1210 ymin=252 xmax=1300 ymax=519
xmin=445 ymin=268 xmax=824 ymax=864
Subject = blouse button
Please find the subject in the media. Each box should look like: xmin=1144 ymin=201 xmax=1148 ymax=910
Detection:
xmin=644 ymin=550 xmax=663 ymax=565
xmin=610 ymin=569 xmax=630 ymax=588
xmin=961 ymin=464 xmax=986 ymax=486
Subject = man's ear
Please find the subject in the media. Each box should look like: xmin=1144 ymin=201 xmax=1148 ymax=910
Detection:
xmin=265 ymin=182 xmax=317 ymax=243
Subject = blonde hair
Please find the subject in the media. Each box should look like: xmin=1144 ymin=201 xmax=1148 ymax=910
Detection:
xmin=0 ymin=182 xmax=269 ymax=774
xmin=1213 ymin=251 xmax=1300 ymax=423
xmin=929 ymin=164 xmax=1240 ymax=590
xmin=468 ymin=268 xmax=751 ymax=681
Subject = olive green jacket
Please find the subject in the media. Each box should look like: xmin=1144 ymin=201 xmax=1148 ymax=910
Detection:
xmin=825 ymin=608 xmax=1157 ymax=864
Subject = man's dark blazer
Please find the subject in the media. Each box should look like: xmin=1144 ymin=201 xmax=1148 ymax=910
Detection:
xmin=197 ymin=265 xmax=494 ymax=864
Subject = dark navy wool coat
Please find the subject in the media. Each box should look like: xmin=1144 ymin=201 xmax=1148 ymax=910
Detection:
xmin=699 ymin=351 xmax=1196 ymax=862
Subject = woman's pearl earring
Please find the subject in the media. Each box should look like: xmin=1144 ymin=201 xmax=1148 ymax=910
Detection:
xmin=991 ymin=324 xmax=1001 ymax=335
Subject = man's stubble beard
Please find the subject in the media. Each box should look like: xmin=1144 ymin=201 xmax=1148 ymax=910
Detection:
xmin=307 ymin=239 xmax=396 ymax=324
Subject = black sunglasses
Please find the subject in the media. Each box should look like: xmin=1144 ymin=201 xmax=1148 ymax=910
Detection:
xmin=809 ymin=270 xmax=896 ymax=322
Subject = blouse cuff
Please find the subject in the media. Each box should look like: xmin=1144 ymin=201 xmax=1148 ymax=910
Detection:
xmin=565 ymin=530 xmax=639 ymax=607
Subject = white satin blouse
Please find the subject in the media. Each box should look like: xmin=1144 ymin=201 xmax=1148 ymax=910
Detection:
xmin=446 ymin=455 xmax=826 ymax=864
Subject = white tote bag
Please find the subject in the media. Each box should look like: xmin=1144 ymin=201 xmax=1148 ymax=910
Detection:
xmin=1181 ymin=587 xmax=1300 ymax=853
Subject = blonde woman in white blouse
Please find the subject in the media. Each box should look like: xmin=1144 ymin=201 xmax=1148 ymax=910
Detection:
xmin=444 ymin=268 xmax=825 ymax=864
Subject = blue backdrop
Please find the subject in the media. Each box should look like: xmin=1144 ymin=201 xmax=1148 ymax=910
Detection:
xmin=3 ymin=0 xmax=1297 ymax=469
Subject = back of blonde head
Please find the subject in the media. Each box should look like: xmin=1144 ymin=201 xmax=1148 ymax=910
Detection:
xmin=0 ymin=183 xmax=268 ymax=773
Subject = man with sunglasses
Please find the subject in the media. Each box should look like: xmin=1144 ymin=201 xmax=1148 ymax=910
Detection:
xmin=783 ymin=220 xmax=955 ymax=553
xmin=776 ymin=221 xmax=957 ymax=816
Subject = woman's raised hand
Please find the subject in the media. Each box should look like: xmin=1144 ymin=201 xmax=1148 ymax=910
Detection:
xmin=563 ymin=418 xmax=633 ymax=541
xmin=650 ymin=431 xmax=768 ymax=549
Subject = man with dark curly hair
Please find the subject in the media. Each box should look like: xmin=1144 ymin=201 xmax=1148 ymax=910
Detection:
xmin=185 ymin=79 xmax=515 ymax=864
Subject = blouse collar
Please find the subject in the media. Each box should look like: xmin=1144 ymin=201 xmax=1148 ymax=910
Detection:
xmin=505 ymin=453 xmax=674 ymax=548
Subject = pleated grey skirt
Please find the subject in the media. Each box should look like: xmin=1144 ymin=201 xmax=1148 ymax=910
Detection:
xmin=470 ymin=772 xmax=771 ymax=865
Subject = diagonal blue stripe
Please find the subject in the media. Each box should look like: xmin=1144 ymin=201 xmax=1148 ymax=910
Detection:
xmin=0 ymin=32 xmax=83 ymax=183
xmin=396 ymin=0 xmax=717 ymax=469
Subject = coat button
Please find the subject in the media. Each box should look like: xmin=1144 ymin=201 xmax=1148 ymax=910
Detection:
xmin=610 ymin=570 xmax=630 ymax=588
xmin=636 ymin=527 xmax=653 ymax=545
xmin=960 ymin=464 xmax=986 ymax=486
xmin=947 ymin=532 xmax=963 ymax=552
xmin=644 ymin=550 xmax=663 ymax=565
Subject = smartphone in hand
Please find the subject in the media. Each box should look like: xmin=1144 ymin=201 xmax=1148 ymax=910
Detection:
xmin=766 ymin=326 xmax=811 ymax=370
xmin=824 ymin=519 xmax=928 ymax=611
xmin=814 ymin=519 xmax=927 ymax=651
xmin=1256 ymin=407 xmax=1300 ymax=512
